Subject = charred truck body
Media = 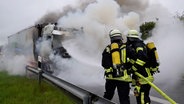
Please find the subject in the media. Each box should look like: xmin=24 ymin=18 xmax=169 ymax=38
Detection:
xmin=7 ymin=23 xmax=80 ymax=73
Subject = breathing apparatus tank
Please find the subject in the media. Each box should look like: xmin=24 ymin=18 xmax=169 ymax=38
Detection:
xmin=111 ymin=43 xmax=121 ymax=65
xmin=147 ymin=42 xmax=159 ymax=64
xmin=110 ymin=42 xmax=122 ymax=77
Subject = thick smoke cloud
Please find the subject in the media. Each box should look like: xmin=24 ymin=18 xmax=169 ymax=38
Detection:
xmin=0 ymin=0 xmax=184 ymax=89
xmin=142 ymin=2 xmax=184 ymax=86
xmin=0 ymin=47 xmax=28 ymax=75
xmin=0 ymin=0 xmax=77 ymax=45
xmin=116 ymin=0 xmax=149 ymax=12
xmin=55 ymin=0 xmax=184 ymax=88
xmin=0 ymin=0 xmax=76 ymax=75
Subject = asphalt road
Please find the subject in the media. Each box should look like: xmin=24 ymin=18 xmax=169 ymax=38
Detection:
xmin=78 ymin=79 xmax=184 ymax=104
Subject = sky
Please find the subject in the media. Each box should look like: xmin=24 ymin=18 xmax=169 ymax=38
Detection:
xmin=157 ymin=0 xmax=184 ymax=14
xmin=0 ymin=0 xmax=77 ymax=45
xmin=0 ymin=0 xmax=183 ymax=45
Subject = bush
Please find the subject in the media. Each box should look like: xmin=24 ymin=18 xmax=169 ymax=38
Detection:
xmin=139 ymin=21 xmax=156 ymax=40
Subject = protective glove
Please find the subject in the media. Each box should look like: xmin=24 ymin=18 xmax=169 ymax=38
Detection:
xmin=134 ymin=85 xmax=140 ymax=97
xmin=112 ymin=64 xmax=124 ymax=77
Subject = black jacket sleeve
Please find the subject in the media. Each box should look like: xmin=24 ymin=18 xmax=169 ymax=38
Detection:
xmin=101 ymin=46 xmax=112 ymax=69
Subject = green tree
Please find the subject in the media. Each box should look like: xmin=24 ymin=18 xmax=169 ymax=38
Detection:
xmin=175 ymin=11 xmax=184 ymax=21
xmin=139 ymin=21 xmax=156 ymax=40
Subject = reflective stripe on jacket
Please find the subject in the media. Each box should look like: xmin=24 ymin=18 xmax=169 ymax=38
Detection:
xmin=102 ymin=43 xmax=132 ymax=82
xmin=105 ymin=67 xmax=132 ymax=82
xmin=128 ymin=39 xmax=154 ymax=84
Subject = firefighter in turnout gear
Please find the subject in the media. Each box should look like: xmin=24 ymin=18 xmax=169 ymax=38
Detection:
xmin=101 ymin=29 xmax=132 ymax=104
xmin=127 ymin=30 xmax=154 ymax=104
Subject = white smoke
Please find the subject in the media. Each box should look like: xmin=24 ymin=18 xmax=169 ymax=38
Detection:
xmin=150 ymin=18 xmax=184 ymax=85
xmin=0 ymin=0 xmax=183 ymax=89
xmin=36 ymin=39 xmax=52 ymax=57
xmin=55 ymin=0 xmax=184 ymax=88
xmin=56 ymin=0 xmax=122 ymax=85
xmin=0 ymin=47 xmax=28 ymax=75
xmin=142 ymin=2 xmax=184 ymax=86
xmin=6 ymin=55 xmax=28 ymax=75
xmin=0 ymin=0 xmax=76 ymax=75
xmin=55 ymin=0 xmax=129 ymax=85
xmin=116 ymin=0 xmax=149 ymax=12
xmin=0 ymin=0 xmax=77 ymax=46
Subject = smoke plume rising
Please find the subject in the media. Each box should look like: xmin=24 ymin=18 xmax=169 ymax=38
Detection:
xmin=0 ymin=0 xmax=184 ymax=93
xmin=54 ymin=0 xmax=184 ymax=88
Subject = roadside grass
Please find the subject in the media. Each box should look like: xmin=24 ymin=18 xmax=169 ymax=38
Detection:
xmin=0 ymin=71 xmax=76 ymax=104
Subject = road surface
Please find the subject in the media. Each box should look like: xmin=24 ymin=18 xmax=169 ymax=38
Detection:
xmin=78 ymin=79 xmax=184 ymax=104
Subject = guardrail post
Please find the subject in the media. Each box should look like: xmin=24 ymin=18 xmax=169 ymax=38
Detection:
xmin=83 ymin=94 xmax=91 ymax=104
xmin=38 ymin=70 xmax=42 ymax=84
xmin=26 ymin=66 xmax=42 ymax=84
xmin=38 ymin=55 xmax=42 ymax=84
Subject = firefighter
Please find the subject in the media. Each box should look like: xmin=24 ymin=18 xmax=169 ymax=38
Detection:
xmin=101 ymin=29 xmax=132 ymax=104
xmin=126 ymin=30 xmax=154 ymax=104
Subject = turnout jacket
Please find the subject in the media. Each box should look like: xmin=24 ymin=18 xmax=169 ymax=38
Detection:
xmin=127 ymin=38 xmax=154 ymax=84
xmin=101 ymin=42 xmax=132 ymax=82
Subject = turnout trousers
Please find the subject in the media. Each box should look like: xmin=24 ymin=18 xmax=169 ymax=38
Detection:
xmin=136 ymin=84 xmax=151 ymax=104
xmin=103 ymin=79 xmax=130 ymax=104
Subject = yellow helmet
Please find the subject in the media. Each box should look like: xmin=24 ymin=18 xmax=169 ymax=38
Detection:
xmin=109 ymin=29 xmax=122 ymax=42
xmin=127 ymin=30 xmax=139 ymax=38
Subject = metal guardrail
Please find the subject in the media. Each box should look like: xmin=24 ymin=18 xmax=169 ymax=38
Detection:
xmin=26 ymin=66 xmax=116 ymax=104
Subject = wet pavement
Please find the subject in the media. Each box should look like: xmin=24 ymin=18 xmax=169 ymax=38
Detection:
xmin=79 ymin=79 xmax=184 ymax=104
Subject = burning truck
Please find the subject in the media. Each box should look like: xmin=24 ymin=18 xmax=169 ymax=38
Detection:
xmin=7 ymin=23 xmax=82 ymax=73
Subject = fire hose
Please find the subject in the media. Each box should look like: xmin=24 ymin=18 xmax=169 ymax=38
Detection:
xmin=135 ymin=72 xmax=177 ymax=104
